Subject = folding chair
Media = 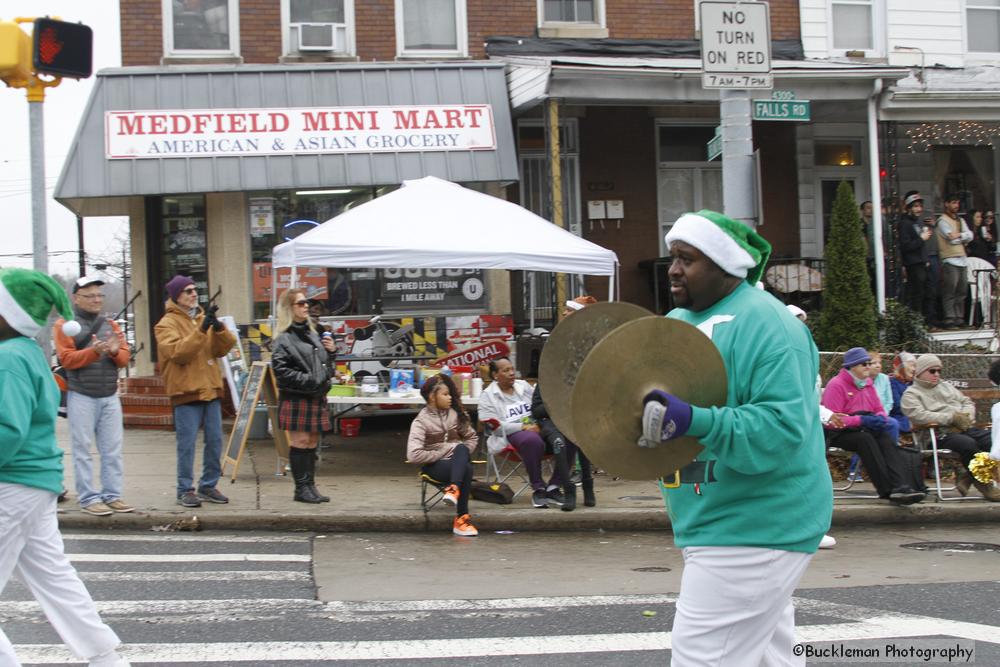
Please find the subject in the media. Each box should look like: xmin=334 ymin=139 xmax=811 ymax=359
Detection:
xmin=828 ymin=446 xmax=879 ymax=499
xmin=410 ymin=454 xmax=489 ymax=514
xmin=482 ymin=420 xmax=552 ymax=500
xmin=911 ymin=423 xmax=978 ymax=502
xmin=418 ymin=471 xmax=447 ymax=515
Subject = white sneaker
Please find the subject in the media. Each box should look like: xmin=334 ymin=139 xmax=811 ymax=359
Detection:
xmin=819 ymin=534 xmax=837 ymax=549
xmin=87 ymin=649 xmax=131 ymax=667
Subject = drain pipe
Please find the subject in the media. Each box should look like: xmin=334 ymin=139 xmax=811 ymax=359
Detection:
xmin=868 ymin=77 xmax=886 ymax=313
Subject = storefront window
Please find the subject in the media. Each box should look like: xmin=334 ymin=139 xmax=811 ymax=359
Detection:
xmin=160 ymin=195 xmax=209 ymax=301
xmin=248 ymin=187 xmax=488 ymax=320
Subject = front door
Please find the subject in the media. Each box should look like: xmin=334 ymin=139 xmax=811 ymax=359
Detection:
xmin=816 ymin=172 xmax=865 ymax=255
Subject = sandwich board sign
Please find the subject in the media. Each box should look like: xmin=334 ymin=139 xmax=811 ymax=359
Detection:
xmin=222 ymin=361 xmax=290 ymax=481
xmin=699 ymin=1 xmax=773 ymax=89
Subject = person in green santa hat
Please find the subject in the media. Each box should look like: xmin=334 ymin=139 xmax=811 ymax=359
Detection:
xmin=637 ymin=210 xmax=833 ymax=666
xmin=0 ymin=268 xmax=130 ymax=666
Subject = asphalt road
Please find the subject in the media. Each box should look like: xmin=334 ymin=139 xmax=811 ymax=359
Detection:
xmin=3 ymin=524 xmax=999 ymax=665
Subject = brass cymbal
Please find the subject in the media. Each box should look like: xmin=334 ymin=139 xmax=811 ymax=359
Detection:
xmin=537 ymin=302 xmax=653 ymax=443
xmin=570 ymin=317 xmax=727 ymax=480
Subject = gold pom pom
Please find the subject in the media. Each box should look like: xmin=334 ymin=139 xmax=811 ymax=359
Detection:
xmin=968 ymin=452 xmax=998 ymax=485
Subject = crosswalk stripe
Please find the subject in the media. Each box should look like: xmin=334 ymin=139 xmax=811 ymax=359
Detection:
xmin=0 ymin=599 xmax=322 ymax=619
xmin=327 ymin=594 xmax=679 ymax=613
xmin=60 ymin=534 xmax=310 ymax=543
xmin=12 ymin=617 xmax=1000 ymax=664
xmin=74 ymin=570 xmax=311 ymax=583
xmin=64 ymin=553 xmax=311 ymax=563
xmin=4 ymin=634 xmax=676 ymax=663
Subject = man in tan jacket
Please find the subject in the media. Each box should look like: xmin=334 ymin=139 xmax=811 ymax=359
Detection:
xmin=154 ymin=275 xmax=236 ymax=508
xmin=901 ymin=353 xmax=999 ymax=500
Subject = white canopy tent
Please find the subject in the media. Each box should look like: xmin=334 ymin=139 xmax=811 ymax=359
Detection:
xmin=271 ymin=177 xmax=620 ymax=310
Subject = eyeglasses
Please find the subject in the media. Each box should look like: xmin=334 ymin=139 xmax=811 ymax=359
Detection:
xmin=181 ymin=287 xmax=198 ymax=294
xmin=926 ymin=368 xmax=942 ymax=375
xmin=293 ymin=299 xmax=310 ymax=307
xmin=77 ymin=293 xmax=104 ymax=300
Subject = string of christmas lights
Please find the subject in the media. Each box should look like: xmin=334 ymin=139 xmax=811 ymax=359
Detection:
xmin=906 ymin=121 xmax=1000 ymax=152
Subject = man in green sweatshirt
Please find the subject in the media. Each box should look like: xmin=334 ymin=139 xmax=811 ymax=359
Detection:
xmin=638 ymin=211 xmax=832 ymax=666
xmin=0 ymin=268 xmax=129 ymax=667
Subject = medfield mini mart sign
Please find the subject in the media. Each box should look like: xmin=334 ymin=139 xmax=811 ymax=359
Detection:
xmin=699 ymin=1 xmax=772 ymax=89
xmin=104 ymin=104 xmax=496 ymax=159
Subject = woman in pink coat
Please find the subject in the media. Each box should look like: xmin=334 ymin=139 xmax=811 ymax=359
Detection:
xmin=822 ymin=347 xmax=925 ymax=504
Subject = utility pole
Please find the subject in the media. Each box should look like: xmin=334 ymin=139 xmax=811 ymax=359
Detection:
xmin=77 ymin=214 xmax=86 ymax=276
xmin=699 ymin=1 xmax=773 ymax=229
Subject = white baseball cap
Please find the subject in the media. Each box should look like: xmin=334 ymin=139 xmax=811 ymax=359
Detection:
xmin=73 ymin=275 xmax=105 ymax=293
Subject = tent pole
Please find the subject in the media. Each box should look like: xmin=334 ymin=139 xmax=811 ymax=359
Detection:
xmin=270 ymin=263 xmax=278 ymax=338
xmin=528 ymin=272 xmax=536 ymax=330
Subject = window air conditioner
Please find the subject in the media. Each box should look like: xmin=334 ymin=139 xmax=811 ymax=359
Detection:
xmin=296 ymin=23 xmax=337 ymax=51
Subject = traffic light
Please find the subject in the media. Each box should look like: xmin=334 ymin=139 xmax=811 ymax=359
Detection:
xmin=32 ymin=17 xmax=92 ymax=79
xmin=0 ymin=20 xmax=33 ymax=85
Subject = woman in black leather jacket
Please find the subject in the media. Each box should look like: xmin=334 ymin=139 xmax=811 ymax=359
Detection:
xmin=271 ymin=289 xmax=337 ymax=503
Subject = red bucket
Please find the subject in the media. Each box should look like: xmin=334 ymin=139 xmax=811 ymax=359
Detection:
xmin=340 ymin=418 xmax=361 ymax=437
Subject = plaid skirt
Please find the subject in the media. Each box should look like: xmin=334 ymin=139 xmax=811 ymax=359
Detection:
xmin=278 ymin=395 xmax=331 ymax=432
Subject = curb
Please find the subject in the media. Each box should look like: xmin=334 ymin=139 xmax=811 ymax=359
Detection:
xmin=56 ymin=502 xmax=1000 ymax=533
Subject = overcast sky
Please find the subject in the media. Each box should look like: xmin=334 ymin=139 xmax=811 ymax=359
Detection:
xmin=1 ymin=1 xmax=124 ymax=278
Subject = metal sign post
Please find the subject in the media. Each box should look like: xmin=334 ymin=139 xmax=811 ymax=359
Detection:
xmin=699 ymin=1 xmax=773 ymax=229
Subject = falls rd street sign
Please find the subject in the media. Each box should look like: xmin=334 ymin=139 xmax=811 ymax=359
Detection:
xmin=700 ymin=0 xmax=772 ymax=89
xmin=752 ymin=99 xmax=812 ymax=121
xmin=707 ymin=126 xmax=722 ymax=161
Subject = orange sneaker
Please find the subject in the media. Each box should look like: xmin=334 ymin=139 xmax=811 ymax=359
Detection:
xmin=452 ymin=513 xmax=478 ymax=537
xmin=442 ymin=484 xmax=460 ymax=506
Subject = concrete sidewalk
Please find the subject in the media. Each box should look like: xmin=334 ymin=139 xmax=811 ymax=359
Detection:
xmin=55 ymin=415 xmax=1000 ymax=533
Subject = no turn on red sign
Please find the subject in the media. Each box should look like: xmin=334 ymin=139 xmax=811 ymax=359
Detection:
xmin=699 ymin=1 xmax=773 ymax=89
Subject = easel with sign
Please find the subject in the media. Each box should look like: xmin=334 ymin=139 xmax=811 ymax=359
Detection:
xmin=222 ymin=361 xmax=290 ymax=481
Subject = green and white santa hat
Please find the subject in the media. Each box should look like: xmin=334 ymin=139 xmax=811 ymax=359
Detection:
xmin=0 ymin=267 xmax=81 ymax=337
xmin=665 ymin=209 xmax=772 ymax=285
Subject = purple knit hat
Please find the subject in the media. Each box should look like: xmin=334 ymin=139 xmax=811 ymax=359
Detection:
xmin=842 ymin=347 xmax=871 ymax=368
xmin=165 ymin=275 xmax=195 ymax=302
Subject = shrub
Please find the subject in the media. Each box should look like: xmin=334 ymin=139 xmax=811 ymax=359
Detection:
xmin=878 ymin=298 xmax=930 ymax=353
xmin=817 ymin=181 xmax=878 ymax=350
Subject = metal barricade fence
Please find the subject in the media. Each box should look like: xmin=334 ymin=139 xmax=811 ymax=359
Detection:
xmin=819 ymin=349 xmax=1000 ymax=423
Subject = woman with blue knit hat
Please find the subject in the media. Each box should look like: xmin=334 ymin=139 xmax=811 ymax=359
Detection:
xmin=0 ymin=268 xmax=130 ymax=666
xmin=636 ymin=210 xmax=832 ymax=666
xmin=822 ymin=346 xmax=925 ymax=505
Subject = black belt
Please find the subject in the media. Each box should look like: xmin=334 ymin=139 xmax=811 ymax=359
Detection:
xmin=661 ymin=460 xmax=717 ymax=487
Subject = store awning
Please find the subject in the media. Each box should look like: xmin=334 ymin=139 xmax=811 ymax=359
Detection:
xmin=55 ymin=62 xmax=519 ymax=216
xmin=499 ymin=55 xmax=909 ymax=113
xmin=881 ymin=66 xmax=1000 ymax=121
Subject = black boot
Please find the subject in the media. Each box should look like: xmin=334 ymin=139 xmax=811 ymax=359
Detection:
xmin=310 ymin=452 xmax=330 ymax=502
xmin=582 ymin=478 xmax=596 ymax=507
xmin=561 ymin=483 xmax=577 ymax=511
xmin=290 ymin=448 xmax=322 ymax=504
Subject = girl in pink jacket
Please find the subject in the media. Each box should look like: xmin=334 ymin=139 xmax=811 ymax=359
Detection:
xmin=407 ymin=374 xmax=479 ymax=536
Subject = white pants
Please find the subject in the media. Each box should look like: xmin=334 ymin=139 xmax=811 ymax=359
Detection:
xmin=671 ymin=546 xmax=812 ymax=667
xmin=0 ymin=483 xmax=120 ymax=666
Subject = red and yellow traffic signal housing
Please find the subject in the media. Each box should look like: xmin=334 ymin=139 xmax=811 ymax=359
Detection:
xmin=1 ymin=17 xmax=91 ymax=99
xmin=0 ymin=19 xmax=33 ymax=87
xmin=33 ymin=17 xmax=92 ymax=79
